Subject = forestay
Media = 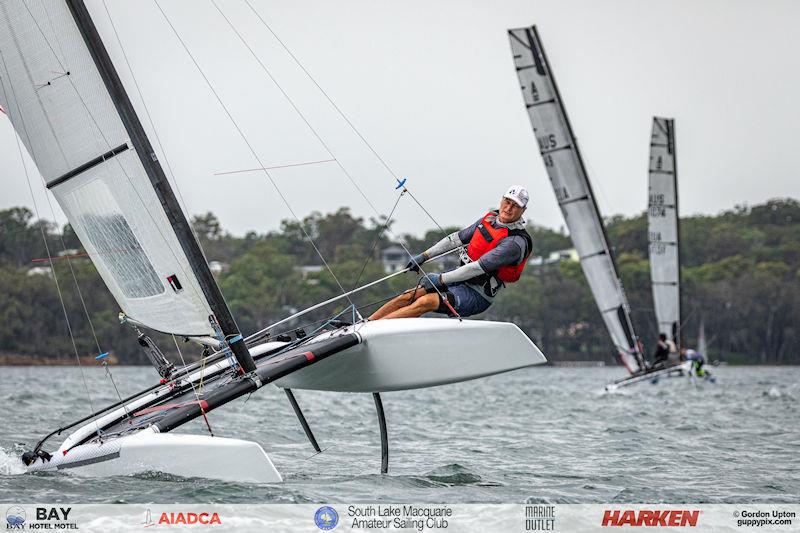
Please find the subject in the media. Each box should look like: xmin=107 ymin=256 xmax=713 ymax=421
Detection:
xmin=648 ymin=117 xmax=680 ymax=344
xmin=0 ymin=0 xmax=219 ymax=338
xmin=508 ymin=26 xmax=642 ymax=372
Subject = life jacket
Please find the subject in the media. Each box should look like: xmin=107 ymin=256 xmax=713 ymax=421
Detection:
xmin=463 ymin=212 xmax=532 ymax=296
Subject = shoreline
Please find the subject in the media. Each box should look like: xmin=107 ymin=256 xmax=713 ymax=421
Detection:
xmin=0 ymin=353 xmax=119 ymax=366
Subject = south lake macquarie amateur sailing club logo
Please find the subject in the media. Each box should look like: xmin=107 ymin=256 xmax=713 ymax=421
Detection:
xmin=315 ymin=506 xmax=339 ymax=530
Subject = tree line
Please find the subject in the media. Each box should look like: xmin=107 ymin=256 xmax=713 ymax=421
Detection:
xmin=0 ymin=198 xmax=797 ymax=365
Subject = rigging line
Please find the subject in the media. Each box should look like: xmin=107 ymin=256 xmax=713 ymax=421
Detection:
xmin=18 ymin=0 xmax=212 ymax=317
xmin=153 ymin=0 xmax=355 ymax=309
xmin=242 ymin=0 xmax=397 ymax=179
xmin=211 ymin=3 xmax=455 ymax=316
xmin=350 ymin=189 xmax=405 ymax=291
xmin=98 ymin=0 xmax=220 ymax=321
xmin=211 ymin=0 xmax=428 ymax=299
xmin=213 ymin=158 xmax=336 ymax=175
xmin=99 ymin=0 xmax=202 ymax=246
xmin=7 ymin=1 xmax=72 ymax=175
xmin=242 ymin=248 xmax=463 ymax=343
xmin=36 ymin=0 xmax=67 ymax=68
xmin=404 ymin=188 xmax=447 ymax=234
xmin=0 ymin=47 xmax=100 ymax=424
xmin=97 ymin=353 xmax=128 ymax=418
xmin=172 ymin=334 xmax=212 ymax=435
xmin=12 ymin=0 xmax=105 ymax=359
xmin=223 ymin=0 xmax=452 ymax=302
xmin=241 ymin=0 xmax=448 ymax=235
xmin=39 ymin=177 xmax=103 ymax=356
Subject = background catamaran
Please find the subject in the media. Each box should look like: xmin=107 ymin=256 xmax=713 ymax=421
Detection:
xmin=648 ymin=117 xmax=682 ymax=351
xmin=605 ymin=117 xmax=694 ymax=389
xmin=507 ymin=25 xmax=646 ymax=382
xmin=0 ymin=0 xmax=546 ymax=482
xmin=648 ymin=117 xmax=712 ymax=384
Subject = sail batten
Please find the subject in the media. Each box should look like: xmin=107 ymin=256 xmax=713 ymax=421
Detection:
xmin=648 ymin=117 xmax=680 ymax=346
xmin=508 ymin=25 xmax=643 ymax=372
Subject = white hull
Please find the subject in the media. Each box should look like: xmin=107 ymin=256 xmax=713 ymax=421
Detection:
xmin=26 ymin=428 xmax=281 ymax=483
xmin=274 ymin=318 xmax=546 ymax=392
xmin=605 ymin=361 xmax=692 ymax=391
xmin=25 ymin=319 xmax=545 ymax=481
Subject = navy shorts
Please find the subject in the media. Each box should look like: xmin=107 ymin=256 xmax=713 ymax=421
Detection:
xmin=434 ymin=282 xmax=491 ymax=317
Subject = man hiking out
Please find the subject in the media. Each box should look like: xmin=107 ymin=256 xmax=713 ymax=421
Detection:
xmin=369 ymin=186 xmax=532 ymax=320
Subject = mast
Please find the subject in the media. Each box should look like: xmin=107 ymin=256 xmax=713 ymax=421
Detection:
xmin=64 ymin=0 xmax=255 ymax=373
xmin=648 ymin=117 xmax=680 ymax=351
xmin=673 ymin=120 xmax=682 ymax=349
xmin=508 ymin=25 xmax=643 ymax=372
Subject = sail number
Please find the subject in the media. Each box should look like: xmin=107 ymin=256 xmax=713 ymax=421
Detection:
xmin=554 ymin=186 xmax=570 ymax=202
xmin=528 ymin=81 xmax=540 ymax=102
xmin=649 ymin=193 xmax=666 ymax=217
xmin=538 ymin=134 xmax=557 ymax=151
xmin=649 ymin=231 xmax=666 ymax=255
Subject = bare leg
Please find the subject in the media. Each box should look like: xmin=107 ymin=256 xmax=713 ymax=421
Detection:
xmin=382 ymin=293 xmax=441 ymax=319
xmin=369 ymin=287 xmax=428 ymax=320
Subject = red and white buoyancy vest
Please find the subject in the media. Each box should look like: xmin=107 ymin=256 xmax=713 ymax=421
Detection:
xmin=465 ymin=212 xmax=532 ymax=289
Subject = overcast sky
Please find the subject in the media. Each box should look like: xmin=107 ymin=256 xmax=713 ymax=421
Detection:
xmin=2 ymin=0 xmax=799 ymax=239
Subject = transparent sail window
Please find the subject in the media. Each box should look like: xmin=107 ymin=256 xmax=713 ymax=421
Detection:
xmin=71 ymin=179 xmax=164 ymax=299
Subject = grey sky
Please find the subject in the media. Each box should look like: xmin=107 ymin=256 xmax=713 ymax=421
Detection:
xmin=1 ymin=0 xmax=799 ymax=239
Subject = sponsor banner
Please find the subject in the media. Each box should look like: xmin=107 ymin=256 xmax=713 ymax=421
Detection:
xmin=1 ymin=504 xmax=797 ymax=532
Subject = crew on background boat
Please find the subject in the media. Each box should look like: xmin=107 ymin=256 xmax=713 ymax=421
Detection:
xmin=667 ymin=336 xmax=678 ymax=360
xmin=651 ymin=333 xmax=671 ymax=368
xmin=369 ymin=186 xmax=533 ymax=320
xmin=681 ymin=347 xmax=709 ymax=377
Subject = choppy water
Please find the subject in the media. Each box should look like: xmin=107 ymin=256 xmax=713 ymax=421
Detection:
xmin=1 ymin=365 xmax=798 ymax=503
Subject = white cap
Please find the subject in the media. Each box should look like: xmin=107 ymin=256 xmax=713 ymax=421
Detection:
xmin=503 ymin=185 xmax=529 ymax=208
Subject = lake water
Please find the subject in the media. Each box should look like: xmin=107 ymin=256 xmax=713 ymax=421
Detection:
xmin=1 ymin=365 xmax=797 ymax=503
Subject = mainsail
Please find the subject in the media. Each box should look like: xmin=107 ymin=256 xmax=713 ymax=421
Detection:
xmin=508 ymin=26 xmax=643 ymax=372
xmin=648 ymin=117 xmax=680 ymax=346
xmin=0 ymin=0 xmax=254 ymax=370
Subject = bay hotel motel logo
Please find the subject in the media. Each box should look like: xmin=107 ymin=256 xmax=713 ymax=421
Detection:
xmin=6 ymin=506 xmax=77 ymax=530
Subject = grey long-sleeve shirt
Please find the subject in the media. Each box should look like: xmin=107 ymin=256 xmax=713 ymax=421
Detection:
xmin=423 ymin=212 xmax=530 ymax=300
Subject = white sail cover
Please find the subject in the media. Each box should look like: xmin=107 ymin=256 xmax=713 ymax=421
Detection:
xmin=0 ymin=0 xmax=214 ymax=336
xmin=648 ymin=117 xmax=680 ymax=343
xmin=508 ymin=26 xmax=642 ymax=372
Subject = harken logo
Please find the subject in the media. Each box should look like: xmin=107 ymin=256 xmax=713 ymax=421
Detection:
xmin=602 ymin=509 xmax=700 ymax=527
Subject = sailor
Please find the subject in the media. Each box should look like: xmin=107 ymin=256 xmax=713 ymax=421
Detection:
xmin=681 ymin=347 xmax=708 ymax=377
xmin=651 ymin=333 xmax=670 ymax=368
xmin=369 ymin=185 xmax=532 ymax=320
xmin=666 ymin=336 xmax=678 ymax=361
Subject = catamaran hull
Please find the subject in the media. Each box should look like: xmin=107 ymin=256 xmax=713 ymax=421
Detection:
xmin=26 ymin=429 xmax=281 ymax=483
xmin=605 ymin=361 xmax=692 ymax=391
xmin=274 ymin=318 xmax=547 ymax=392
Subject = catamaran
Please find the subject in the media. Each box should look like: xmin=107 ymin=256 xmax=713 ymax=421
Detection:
xmin=649 ymin=118 xmax=714 ymax=384
xmin=507 ymin=25 xmax=647 ymax=387
xmin=605 ymin=117 xmax=694 ymax=389
xmin=0 ymin=0 xmax=546 ymax=482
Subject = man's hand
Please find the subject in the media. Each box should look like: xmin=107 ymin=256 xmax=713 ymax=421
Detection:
xmin=421 ymin=272 xmax=447 ymax=292
xmin=405 ymin=252 xmax=428 ymax=273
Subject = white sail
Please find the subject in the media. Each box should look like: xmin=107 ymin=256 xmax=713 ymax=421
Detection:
xmin=648 ymin=117 xmax=680 ymax=344
xmin=0 ymin=0 xmax=215 ymax=336
xmin=508 ymin=26 xmax=642 ymax=372
xmin=698 ymin=319 xmax=707 ymax=360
